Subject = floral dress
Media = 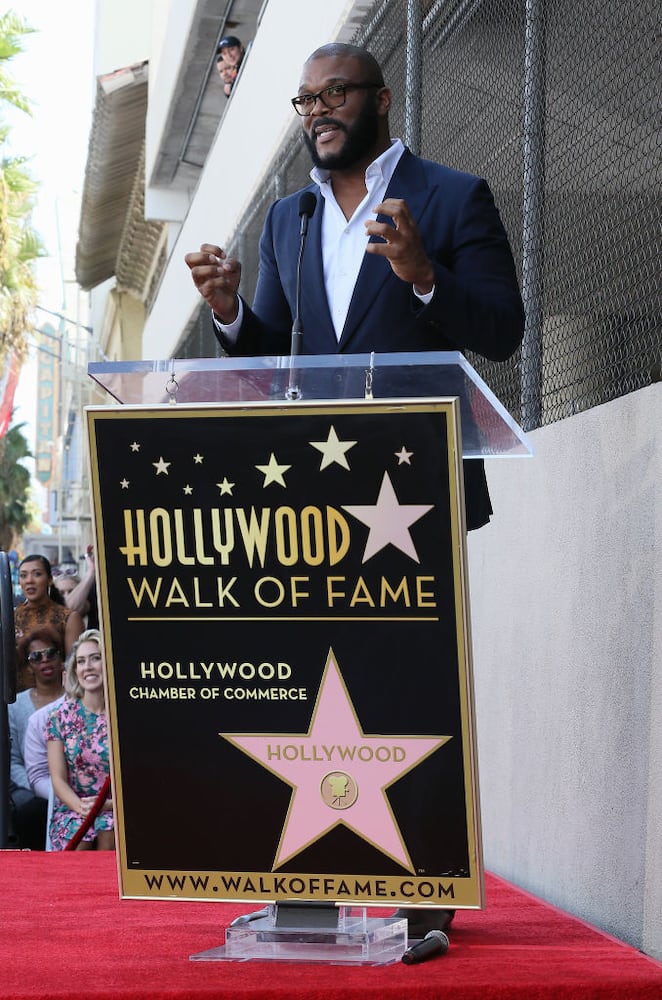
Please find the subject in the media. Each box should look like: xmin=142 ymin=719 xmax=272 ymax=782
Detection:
xmin=47 ymin=698 xmax=113 ymax=849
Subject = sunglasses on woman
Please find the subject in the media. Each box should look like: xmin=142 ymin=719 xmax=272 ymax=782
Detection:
xmin=27 ymin=646 xmax=60 ymax=663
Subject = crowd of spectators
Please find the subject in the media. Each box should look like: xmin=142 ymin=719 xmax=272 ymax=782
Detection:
xmin=6 ymin=549 xmax=112 ymax=852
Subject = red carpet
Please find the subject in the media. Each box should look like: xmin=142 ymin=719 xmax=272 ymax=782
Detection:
xmin=2 ymin=852 xmax=661 ymax=999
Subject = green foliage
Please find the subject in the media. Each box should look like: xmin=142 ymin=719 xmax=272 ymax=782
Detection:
xmin=0 ymin=8 xmax=41 ymax=365
xmin=0 ymin=418 xmax=33 ymax=550
xmin=0 ymin=11 xmax=34 ymax=114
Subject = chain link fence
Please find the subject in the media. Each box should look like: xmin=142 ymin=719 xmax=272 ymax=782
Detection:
xmin=180 ymin=0 xmax=661 ymax=433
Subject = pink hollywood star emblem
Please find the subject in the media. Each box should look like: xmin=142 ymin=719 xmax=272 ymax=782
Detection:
xmin=222 ymin=649 xmax=450 ymax=871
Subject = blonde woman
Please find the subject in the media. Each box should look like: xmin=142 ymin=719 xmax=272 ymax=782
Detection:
xmin=47 ymin=630 xmax=114 ymax=850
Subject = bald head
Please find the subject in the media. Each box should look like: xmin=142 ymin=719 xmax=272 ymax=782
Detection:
xmin=304 ymin=43 xmax=385 ymax=87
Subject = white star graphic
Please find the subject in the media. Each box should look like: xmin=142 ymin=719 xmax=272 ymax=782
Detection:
xmin=256 ymin=453 xmax=291 ymax=488
xmin=183 ymin=484 xmax=193 ymax=495
xmin=120 ymin=478 xmax=130 ymax=489
xmin=153 ymin=457 xmax=171 ymax=475
xmin=342 ymin=472 xmax=433 ymax=563
xmin=310 ymin=426 xmax=357 ymax=471
xmin=217 ymin=478 xmax=235 ymax=496
xmin=130 ymin=442 xmax=140 ymax=452
xmin=193 ymin=453 xmax=204 ymax=464
xmin=395 ymin=446 xmax=413 ymax=465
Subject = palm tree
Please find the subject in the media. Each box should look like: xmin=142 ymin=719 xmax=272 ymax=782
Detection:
xmin=0 ymin=9 xmax=43 ymax=367
xmin=0 ymin=11 xmax=43 ymax=552
xmin=0 ymin=419 xmax=32 ymax=549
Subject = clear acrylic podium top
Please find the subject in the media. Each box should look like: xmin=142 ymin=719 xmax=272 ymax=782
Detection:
xmin=88 ymin=351 xmax=531 ymax=459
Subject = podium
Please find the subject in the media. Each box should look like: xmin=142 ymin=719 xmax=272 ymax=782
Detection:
xmin=86 ymin=351 xmax=530 ymax=964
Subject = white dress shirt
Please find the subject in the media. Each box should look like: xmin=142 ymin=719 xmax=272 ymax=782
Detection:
xmin=217 ymin=138 xmax=432 ymax=342
xmin=312 ymin=138 xmax=404 ymax=339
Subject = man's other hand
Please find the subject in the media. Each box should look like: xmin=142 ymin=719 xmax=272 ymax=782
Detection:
xmin=185 ymin=244 xmax=242 ymax=323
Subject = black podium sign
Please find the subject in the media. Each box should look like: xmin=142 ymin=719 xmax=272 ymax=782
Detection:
xmin=87 ymin=398 xmax=483 ymax=907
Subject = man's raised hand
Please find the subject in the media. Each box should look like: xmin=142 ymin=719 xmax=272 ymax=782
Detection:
xmin=184 ymin=243 xmax=242 ymax=323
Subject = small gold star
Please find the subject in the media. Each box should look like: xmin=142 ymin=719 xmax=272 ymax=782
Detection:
xmin=256 ymin=453 xmax=291 ymax=488
xmin=310 ymin=426 xmax=357 ymax=470
xmin=217 ymin=478 xmax=235 ymax=496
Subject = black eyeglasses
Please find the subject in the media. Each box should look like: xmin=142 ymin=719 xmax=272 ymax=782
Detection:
xmin=28 ymin=647 xmax=59 ymax=663
xmin=291 ymin=82 xmax=381 ymax=116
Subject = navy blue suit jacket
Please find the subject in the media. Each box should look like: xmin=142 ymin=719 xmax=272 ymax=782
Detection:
xmin=217 ymin=148 xmax=524 ymax=528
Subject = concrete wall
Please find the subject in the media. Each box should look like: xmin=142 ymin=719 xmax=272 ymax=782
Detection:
xmin=467 ymin=382 xmax=662 ymax=958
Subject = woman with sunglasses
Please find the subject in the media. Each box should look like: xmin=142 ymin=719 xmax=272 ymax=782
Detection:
xmin=8 ymin=626 xmax=66 ymax=848
xmin=47 ymin=629 xmax=114 ymax=851
xmin=15 ymin=554 xmax=84 ymax=690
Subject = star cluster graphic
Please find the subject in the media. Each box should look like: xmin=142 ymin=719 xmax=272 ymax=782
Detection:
xmin=107 ymin=411 xmax=442 ymax=566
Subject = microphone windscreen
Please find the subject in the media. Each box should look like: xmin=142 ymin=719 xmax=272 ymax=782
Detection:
xmin=298 ymin=191 xmax=317 ymax=219
xmin=401 ymin=928 xmax=450 ymax=965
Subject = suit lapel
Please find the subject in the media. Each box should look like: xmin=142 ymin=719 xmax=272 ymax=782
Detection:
xmin=300 ymin=193 xmax=338 ymax=352
xmin=338 ymin=150 xmax=435 ymax=351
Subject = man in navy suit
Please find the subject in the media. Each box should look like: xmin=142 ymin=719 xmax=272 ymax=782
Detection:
xmin=187 ymin=46 xmax=522 ymax=935
xmin=186 ymin=42 xmax=524 ymax=534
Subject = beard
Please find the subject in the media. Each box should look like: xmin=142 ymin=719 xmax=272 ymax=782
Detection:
xmin=303 ymin=95 xmax=380 ymax=170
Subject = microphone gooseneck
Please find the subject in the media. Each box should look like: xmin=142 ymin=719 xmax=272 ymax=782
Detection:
xmin=401 ymin=929 xmax=450 ymax=965
xmin=287 ymin=192 xmax=317 ymax=399
xmin=291 ymin=192 xmax=317 ymax=355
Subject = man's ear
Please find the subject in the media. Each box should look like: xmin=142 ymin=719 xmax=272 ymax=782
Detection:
xmin=377 ymin=86 xmax=392 ymax=116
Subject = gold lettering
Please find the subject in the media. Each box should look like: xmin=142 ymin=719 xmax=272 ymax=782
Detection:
xmin=164 ymin=577 xmax=189 ymax=607
xmin=416 ymin=576 xmax=436 ymax=607
xmin=235 ymin=508 xmax=270 ymax=568
xmin=173 ymin=510 xmax=195 ymax=566
xmin=381 ymin=576 xmax=411 ymax=607
xmin=300 ymin=506 xmax=324 ymax=565
xmin=349 ymin=577 xmax=375 ymax=608
xmin=150 ymin=508 xmax=173 ymax=566
xmin=210 ymin=508 xmax=233 ymax=564
xmin=127 ymin=576 xmax=162 ymax=606
xmin=274 ymin=506 xmax=298 ymax=566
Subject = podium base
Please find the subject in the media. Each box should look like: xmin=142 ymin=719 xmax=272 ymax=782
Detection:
xmin=190 ymin=905 xmax=407 ymax=965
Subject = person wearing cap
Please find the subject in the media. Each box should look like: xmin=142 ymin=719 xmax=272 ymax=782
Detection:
xmin=217 ymin=35 xmax=244 ymax=67
xmin=216 ymin=35 xmax=245 ymax=95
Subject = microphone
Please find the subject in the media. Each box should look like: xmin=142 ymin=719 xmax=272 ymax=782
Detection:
xmin=298 ymin=190 xmax=317 ymax=239
xmin=401 ymin=929 xmax=450 ymax=965
xmin=229 ymin=906 xmax=270 ymax=927
xmin=291 ymin=191 xmax=317 ymax=356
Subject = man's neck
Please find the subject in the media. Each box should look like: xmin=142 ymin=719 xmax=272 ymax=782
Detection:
xmin=327 ymin=141 xmax=392 ymax=220
xmin=329 ymin=170 xmax=371 ymax=221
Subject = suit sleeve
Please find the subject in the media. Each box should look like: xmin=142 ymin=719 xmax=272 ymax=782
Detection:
xmin=419 ymin=177 xmax=524 ymax=362
xmin=216 ymin=201 xmax=294 ymax=358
